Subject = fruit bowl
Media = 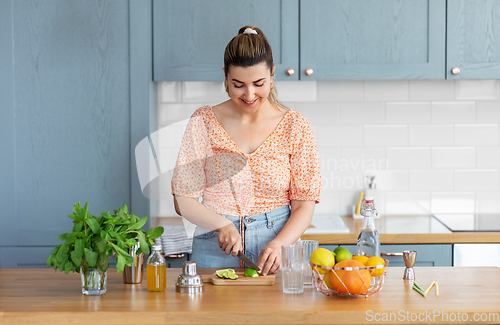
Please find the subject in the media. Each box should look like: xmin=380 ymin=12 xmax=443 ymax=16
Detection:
xmin=310 ymin=258 xmax=389 ymax=298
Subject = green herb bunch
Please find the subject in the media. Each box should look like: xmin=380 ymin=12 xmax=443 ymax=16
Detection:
xmin=47 ymin=202 xmax=164 ymax=274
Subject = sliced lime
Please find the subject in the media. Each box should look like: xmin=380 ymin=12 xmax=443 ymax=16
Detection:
xmin=244 ymin=268 xmax=259 ymax=277
xmin=216 ymin=269 xmax=228 ymax=278
xmin=227 ymin=269 xmax=238 ymax=280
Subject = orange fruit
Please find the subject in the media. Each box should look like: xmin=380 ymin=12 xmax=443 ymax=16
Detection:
xmin=330 ymin=259 xmax=371 ymax=294
xmin=365 ymin=256 xmax=386 ymax=276
xmin=352 ymin=255 xmax=370 ymax=265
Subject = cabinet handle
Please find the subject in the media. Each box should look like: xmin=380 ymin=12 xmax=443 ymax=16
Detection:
xmin=305 ymin=68 xmax=314 ymax=76
xmin=381 ymin=252 xmax=403 ymax=257
xmin=286 ymin=68 xmax=295 ymax=76
xmin=451 ymin=67 xmax=461 ymax=75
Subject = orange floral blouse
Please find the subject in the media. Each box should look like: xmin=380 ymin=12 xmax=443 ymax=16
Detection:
xmin=171 ymin=105 xmax=321 ymax=217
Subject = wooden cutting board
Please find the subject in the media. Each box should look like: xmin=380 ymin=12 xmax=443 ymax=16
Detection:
xmin=202 ymin=272 xmax=275 ymax=286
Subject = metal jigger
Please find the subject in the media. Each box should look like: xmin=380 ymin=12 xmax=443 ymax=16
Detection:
xmin=403 ymin=250 xmax=417 ymax=280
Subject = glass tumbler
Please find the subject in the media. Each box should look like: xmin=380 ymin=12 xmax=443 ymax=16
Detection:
xmin=300 ymin=240 xmax=319 ymax=288
xmin=281 ymin=243 xmax=305 ymax=294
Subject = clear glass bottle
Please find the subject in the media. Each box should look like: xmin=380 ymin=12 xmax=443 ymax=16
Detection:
xmin=147 ymin=244 xmax=166 ymax=292
xmin=357 ymin=196 xmax=380 ymax=257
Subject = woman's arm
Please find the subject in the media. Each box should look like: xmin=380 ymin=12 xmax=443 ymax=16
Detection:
xmin=256 ymin=200 xmax=315 ymax=276
xmin=174 ymin=195 xmax=243 ymax=256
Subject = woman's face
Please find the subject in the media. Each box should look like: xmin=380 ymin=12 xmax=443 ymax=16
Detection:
xmin=225 ymin=62 xmax=275 ymax=112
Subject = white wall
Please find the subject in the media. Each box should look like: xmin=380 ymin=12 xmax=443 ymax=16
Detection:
xmin=155 ymin=80 xmax=500 ymax=217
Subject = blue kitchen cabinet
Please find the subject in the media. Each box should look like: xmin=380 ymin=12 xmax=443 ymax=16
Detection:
xmin=152 ymin=0 xmax=299 ymax=81
xmin=300 ymin=0 xmax=446 ymax=80
xmin=446 ymin=0 xmax=500 ymax=79
xmin=320 ymin=244 xmax=453 ymax=267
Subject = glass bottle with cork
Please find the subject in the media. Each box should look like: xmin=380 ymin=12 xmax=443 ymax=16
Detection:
xmin=357 ymin=196 xmax=380 ymax=257
xmin=147 ymin=243 xmax=166 ymax=292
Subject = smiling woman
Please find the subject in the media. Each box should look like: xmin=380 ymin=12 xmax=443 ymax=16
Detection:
xmin=171 ymin=26 xmax=321 ymax=276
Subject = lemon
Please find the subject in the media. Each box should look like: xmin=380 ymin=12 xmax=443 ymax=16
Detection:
xmin=335 ymin=249 xmax=353 ymax=263
xmin=243 ymin=268 xmax=259 ymax=277
xmin=309 ymin=248 xmax=335 ymax=274
xmin=365 ymin=256 xmax=386 ymax=276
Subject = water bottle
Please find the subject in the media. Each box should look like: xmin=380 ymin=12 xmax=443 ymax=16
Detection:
xmin=357 ymin=196 xmax=380 ymax=257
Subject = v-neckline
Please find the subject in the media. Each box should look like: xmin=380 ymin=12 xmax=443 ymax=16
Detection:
xmin=208 ymin=106 xmax=292 ymax=156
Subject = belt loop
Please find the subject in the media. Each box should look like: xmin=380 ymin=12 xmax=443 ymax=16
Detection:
xmin=266 ymin=211 xmax=272 ymax=229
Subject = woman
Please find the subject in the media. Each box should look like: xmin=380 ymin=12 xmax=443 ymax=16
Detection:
xmin=172 ymin=26 xmax=321 ymax=276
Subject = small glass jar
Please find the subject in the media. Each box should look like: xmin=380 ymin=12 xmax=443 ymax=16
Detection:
xmin=146 ymin=244 xmax=166 ymax=292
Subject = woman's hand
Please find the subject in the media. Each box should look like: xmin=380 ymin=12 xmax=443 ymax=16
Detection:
xmin=257 ymin=241 xmax=282 ymax=276
xmin=216 ymin=222 xmax=242 ymax=257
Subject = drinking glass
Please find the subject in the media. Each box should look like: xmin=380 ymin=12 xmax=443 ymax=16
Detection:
xmin=281 ymin=243 xmax=305 ymax=294
xmin=300 ymin=240 xmax=319 ymax=288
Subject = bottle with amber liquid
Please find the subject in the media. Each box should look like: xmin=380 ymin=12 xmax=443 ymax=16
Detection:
xmin=147 ymin=244 xmax=166 ymax=292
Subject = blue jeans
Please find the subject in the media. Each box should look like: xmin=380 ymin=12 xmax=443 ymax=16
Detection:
xmin=191 ymin=205 xmax=291 ymax=268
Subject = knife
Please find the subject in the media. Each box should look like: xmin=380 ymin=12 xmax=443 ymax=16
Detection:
xmin=237 ymin=251 xmax=261 ymax=272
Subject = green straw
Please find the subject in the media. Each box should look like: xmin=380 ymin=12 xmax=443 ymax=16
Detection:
xmin=413 ymin=283 xmax=427 ymax=297
xmin=413 ymin=281 xmax=424 ymax=292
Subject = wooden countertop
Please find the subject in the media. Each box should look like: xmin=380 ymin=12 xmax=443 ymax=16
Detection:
xmin=1 ymin=267 xmax=499 ymax=324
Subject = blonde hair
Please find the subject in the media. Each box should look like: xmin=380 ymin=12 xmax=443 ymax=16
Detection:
xmin=224 ymin=26 xmax=286 ymax=110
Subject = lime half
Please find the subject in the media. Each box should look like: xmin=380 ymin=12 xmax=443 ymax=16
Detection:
xmin=243 ymin=268 xmax=259 ymax=277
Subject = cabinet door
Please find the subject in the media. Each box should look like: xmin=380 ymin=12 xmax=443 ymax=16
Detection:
xmin=320 ymin=244 xmax=452 ymax=267
xmin=447 ymin=0 xmax=500 ymax=79
xmin=300 ymin=0 xmax=446 ymax=80
xmin=153 ymin=0 xmax=299 ymax=81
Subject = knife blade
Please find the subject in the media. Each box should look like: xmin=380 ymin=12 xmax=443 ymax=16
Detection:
xmin=237 ymin=251 xmax=260 ymax=272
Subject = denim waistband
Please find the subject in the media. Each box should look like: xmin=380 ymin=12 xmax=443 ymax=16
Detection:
xmin=221 ymin=205 xmax=291 ymax=223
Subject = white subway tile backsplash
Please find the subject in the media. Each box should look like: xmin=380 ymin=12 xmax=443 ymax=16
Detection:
xmin=385 ymin=192 xmax=431 ymax=215
xmin=183 ymin=81 xmax=228 ymax=103
xmin=431 ymin=101 xmax=476 ymax=123
xmin=364 ymin=81 xmax=409 ymax=101
xmin=477 ymin=101 xmax=500 ymax=123
xmin=455 ymin=169 xmax=499 ymax=191
xmin=157 ymin=80 xmax=500 ymax=216
xmin=409 ymin=124 xmax=454 ymax=146
xmin=374 ymin=170 xmax=409 ymax=191
xmin=455 ymin=80 xmax=500 ymax=101
xmin=278 ymin=81 xmax=317 ymax=102
xmin=158 ymin=81 xmax=182 ymax=103
xmin=317 ymin=81 xmax=363 ymax=102
xmin=386 ymin=102 xmax=431 ymax=124
xmin=386 ymin=147 xmax=431 ymax=169
xmin=317 ymin=124 xmax=363 ymax=147
xmin=455 ymin=124 xmax=499 ymax=146
xmin=340 ymin=102 xmax=385 ymax=124
xmin=364 ymin=125 xmax=408 ymax=146
xmin=409 ymin=80 xmax=455 ymax=101
xmin=157 ymin=103 xmax=200 ymax=127
xmin=295 ymin=102 xmax=340 ymax=126
xmin=410 ymin=170 xmax=454 ymax=191
xmin=431 ymin=192 xmax=475 ymax=214
xmin=477 ymin=191 xmax=500 ymax=213
xmin=432 ymin=147 xmax=476 ymax=168
xmin=477 ymin=147 xmax=500 ymax=168
xmin=339 ymin=147 xmax=387 ymax=172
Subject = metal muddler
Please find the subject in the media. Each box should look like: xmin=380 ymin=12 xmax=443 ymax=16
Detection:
xmin=403 ymin=250 xmax=417 ymax=280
